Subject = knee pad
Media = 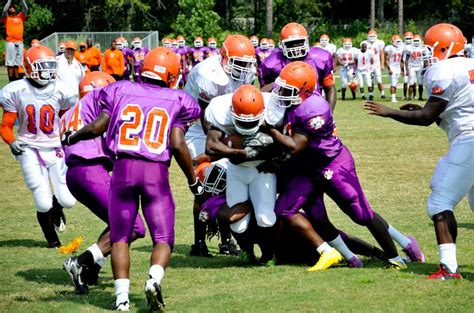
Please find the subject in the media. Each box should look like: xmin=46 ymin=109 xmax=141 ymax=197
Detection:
xmin=427 ymin=192 xmax=455 ymax=218
xmin=33 ymin=192 xmax=53 ymax=213
xmin=255 ymin=211 xmax=276 ymax=228
xmin=230 ymin=213 xmax=251 ymax=233
xmin=56 ymin=193 xmax=77 ymax=209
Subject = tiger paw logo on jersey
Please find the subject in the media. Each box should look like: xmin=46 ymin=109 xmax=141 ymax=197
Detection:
xmin=309 ymin=116 xmax=325 ymax=130
xmin=324 ymin=169 xmax=333 ymax=180
xmin=431 ymin=85 xmax=445 ymax=95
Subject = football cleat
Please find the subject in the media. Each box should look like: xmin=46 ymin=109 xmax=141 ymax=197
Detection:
xmin=361 ymin=95 xmax=366 ymax=100
xmin=307 ymin=248 xmax=343 ymax=272
xmin=428 ymin=264 xmax=462 ymax=280
xmin=219 ymin=240 xmax=241 ymax=256
xmin=81 ymin=263 xmax=102 ymax=286
xmin=52 ymin=196 xmax=66 ymax=232
xmin=115 ymin=301 xmax=130 ymax=311
xmin=347 ymin=256 xmax=363 ymax=268
xmin=189 ymin=242 xmax=213 ymax=258
xmin=381 ymin=95 xmax=386 ymax=99
xmin=369 ymin=95 xmax=374 ymax=101
xmin=387 ymin=259 xmax=407 ymax=270
xmin=63 ymin=257 xmax=88 ymax=294
xmin=402 ymin=236 xmax=425 ymax=263
xmin=145 ymin=279 xmax=165 ymax=313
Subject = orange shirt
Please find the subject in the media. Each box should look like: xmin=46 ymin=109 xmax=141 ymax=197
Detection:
xmin=103 ymin=49 xmax=124 ymax=75
xmin=85 ymin=46 xmax=101 ymax=67
xmin=75 ymin=51 xmax=91 ymax=73
xmin=2 ymin=13 xmax=26 ymax=42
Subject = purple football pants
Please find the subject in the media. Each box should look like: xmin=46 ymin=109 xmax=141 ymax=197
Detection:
xmin=66 ymin=160 xmax=146 ymax=237
xmin=109 ymin=157 xmax=175 ymax=246
xmin=275 ymin=146 xmax=374 ymax=225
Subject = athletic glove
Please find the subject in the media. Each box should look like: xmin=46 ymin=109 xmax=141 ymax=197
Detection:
xmin=10 ymin=140 xmax=25 ymax=156
xmin=61 ymin=131 xmax=74 ymax=146
xmin=243 ymin=132 xmax=274 ymax=148
xmin=189 ymin=177 xmax=204 ymax=196
xmin=244 ymin=146 xmax=262 ymax=159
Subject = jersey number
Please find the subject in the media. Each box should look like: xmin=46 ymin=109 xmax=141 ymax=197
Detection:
xmin=60 ymin=103 xmax=84 ymax=136
xmin=26 ymin=104 xmax=55 ymax=135
xmin=118 ymin=104 xmax=170 ymax=154
xmin=392 ymin=52 xmax=402 ymax=63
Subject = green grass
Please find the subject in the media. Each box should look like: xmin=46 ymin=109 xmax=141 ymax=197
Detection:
xmin=0 ymin=70 xmax=473 ymax=312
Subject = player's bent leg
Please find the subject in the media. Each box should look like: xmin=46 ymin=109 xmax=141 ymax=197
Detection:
xmin=230 ymin=213 xmax=251 ymax=233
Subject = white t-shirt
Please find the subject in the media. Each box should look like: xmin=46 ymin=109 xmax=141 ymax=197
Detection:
xmin=423 ymin=57 xmax=474 ymax=144
xmin=56 ymin=54 xmax=84 ymax=98
xmin=1 ymin=78 xmax=77 ymax=148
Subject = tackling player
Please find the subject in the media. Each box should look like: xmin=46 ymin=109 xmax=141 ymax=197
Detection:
xmin=364 ymin=23 xmax=473 ymax=280
xmin=1 ymin=45 xmax=77 ymax=248
xmin=63 ymin=47 xmax=202 ymax=311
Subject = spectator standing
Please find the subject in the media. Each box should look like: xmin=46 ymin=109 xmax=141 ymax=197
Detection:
xmin=56 ymin=41 xmax=85 ymax=99
xmin=75 ymin=41 xmax=91 ymax=74
xmin=102 ymin=40 xmax=124 ymax=81
xmin=2 ymin=0 xmax=28 ymax=82
xmin=86 ymin=37 xmax=101 ymax=71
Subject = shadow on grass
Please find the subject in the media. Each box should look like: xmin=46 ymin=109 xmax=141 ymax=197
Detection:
xmin=16 ymin=268 xmax=69 ymax=286
xmin=0 ymin=239 xmax=46 ymax=248
xmin=458 ymin=223 xmax=474 ymax=230
xmin=397 ymin=262 xmax=474 ymax=282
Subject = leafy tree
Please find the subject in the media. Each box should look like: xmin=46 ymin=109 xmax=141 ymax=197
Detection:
xmin=24 ymin=2 xmax=54 ymax=42
xmin=173 ymin=0 xmax=222 ymax=40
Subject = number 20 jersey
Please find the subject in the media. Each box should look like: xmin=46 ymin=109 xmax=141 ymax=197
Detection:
xmin=99 ymin=80 xmax=201 ymax=163
xmin=0 ymin=79 xmax=76 ymax=148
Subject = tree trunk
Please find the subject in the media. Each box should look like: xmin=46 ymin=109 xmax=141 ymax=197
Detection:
xmin=398 ymin=0 xmax=403 ymax=35
xmin=370 ymin=0 xmax=375 ymax=29
xmin=377 ymin=0 xmax=384 ymax=23
xmin=266 ymin=0 xmax=273 ymax=37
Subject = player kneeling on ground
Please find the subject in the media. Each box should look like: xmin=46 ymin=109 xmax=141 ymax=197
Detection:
xmin=62 ymin=47 xmax=202 ymax=311
xmin=1 ymin=45 xmax=76 ymax=248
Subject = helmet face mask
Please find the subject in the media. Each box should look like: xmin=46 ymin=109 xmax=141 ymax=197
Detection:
xmin=271 ymin=77 xmax=302 ymax=108
xmin=368 ymin=35 xmax=377 ymax=43
xmin=231 ymin=111 xmax=263 ymax=135
xmin=280 ymin=37 xmax=309 ymax=59
xmin=28 ymin=58 xmax=58 ymax=86
xmin=413 ymin=38 xmax=421 ymax=47
xmin=420 ymin=44 xmax=438 ymax=69
xmin=223 ymin=55 xmax=256 ymax=82
xmin=343 ymin=41 xmax=352 ymax=50
xmin=198 ymin=163 xmax=226 ymax=196
xmin=132 ymin=39 xmax=142 ymax=49
xmin=194 ymin=39 xmax=203 ymax=48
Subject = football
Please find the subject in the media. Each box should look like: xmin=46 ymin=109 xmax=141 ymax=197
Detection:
xmin=221 ymin=133 xmax=245 ymax=149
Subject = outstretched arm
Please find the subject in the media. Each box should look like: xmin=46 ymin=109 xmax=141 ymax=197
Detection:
xmin=170 ymin=127 xmax=197 ymax=185
xmin=21 ymin=0 xmax=27 ymax=16
xmin=363 ymin=96 xmax=448 ymax=126
xmin=2 ymin=0 xmax=11 ymax=17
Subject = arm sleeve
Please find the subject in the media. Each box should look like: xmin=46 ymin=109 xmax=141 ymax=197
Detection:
xmin=425 ymin=72 xmax=454 ymax=102
xmin=0 ymin=85 xmax=18 ymax=113
xmin=321 ymin=54 xmax=335 ymax=87
xmin=173 ymin=92 xmax=201 ymax=131
xmin=1 ymin=111 xmax=17 ymax=144
xmin=98 ymin=84 xmax=116 ymax=116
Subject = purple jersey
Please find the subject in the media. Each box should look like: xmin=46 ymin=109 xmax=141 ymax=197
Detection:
xmin=190 ymin=47 xmax=208 ymax=66
xmin=258 ymin=47 xmax=334 ymax=93
xmin=176 ymin=46 xmax=190 ymax=71
xmin=255 ymin=47 xmax=272 ymax=67
xmin=207 ymin=47 xmax=220 ymax=57
xmin=283 ymin=94 xmax=342 ymax=166
xmin=61 ymin=89 xmax=112 ymax=166
xmin=99 ymin=80 xmax=200 ymax=163
xmin=131 ymin=47 xmax=149 ymax=67
xmin=120 ymin=47 xmax=134 ymax=79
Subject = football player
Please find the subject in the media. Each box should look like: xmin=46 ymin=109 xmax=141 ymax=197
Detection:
xmin=364 ymin=23 xmax=473 ymax=280
xmin=269 ymin=61 xmax=425 ymax=270
xmin=402 ymin=32 xmax=414 ymax=99
xmin=116 ymin=36 xmax=133 ymax=81
xmin=319 ymin=34 xmax=337 ymax=61
xmin=1 ymin=45 xmax=77 ymax=248
xmin=405 ymin=34 xmax=425 ymax=100
xmin=207 ymin=37 xmax=220 ymax=57
xmin=268 ymin=38 xmax=275 ymax=50
xmin=336 ymin=38 xmax=358 ymax=100
xmin=184 ymin=35 xmax=257 ymax=257
xmin=175 ymin=35 xmax=190 ymax=86
xmin=385 ymin=35 xmax=405 ymax=103
xmin=61 ymin=72 xmax=147 ymax=295
xmin=189 ymin=36 xmax=208 ymax=67
xmin=130 ymin=37 xmax=149 ymax=83
xmin=362 ymin=30 xmax=386 ymax=99
xmin=62 ymin=47 xmax=202 ymax=311
xmin=258 ymin=22 xmax=337 ymax=111
xmin=355 ymin=42 xmax=375 ymax=100
xmin=250 ymin=35 xmax=259 ymax=48
xmin=161 ymin=37 xmax=172 ymax=48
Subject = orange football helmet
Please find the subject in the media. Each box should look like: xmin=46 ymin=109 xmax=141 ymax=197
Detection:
xmin=231 ymin=85 xmax=264 ymax=135
xmin=280 ymin=22 xmax=309 ymax=59
xmin=404 ymin=31 xmax=414 ymax=44
xmin=194 ymin=37 xmax=203 ymax=48
xmin=141 ymin=47 xmax=181 ymax=88
xmin=132 ymin=37 xmax=142 ymax=49
xmin=343 ymin=38 xmax=353 ymax=50
xmin=250 ymin=35 xmax=259 ymax=47
xmin=79 ymin=72 xmax=116 ymax=99
xmin=176 ymin=35 xmax=185 ymax=47
xmin=116 ymin=36 xmax=128 ymax=48
xmin=391 ymin=35 xmax=402 ymax=47
xmin=272 ymin=61 xmax=317 ymax=107
xmin=171 ymin=39 xmax=178 ymax=47
xmin=25 ymin=46 xmax=58 ymax=86
xmin=423 ymin=23 xmax=465 ymax=64
xmin=368 ymin=29 xmax=378 ymax=43
xmin=195 ymin=162 xmax=226 ymax=196
xmin=320 ymin=34 xmax=330 ymax=47
xmin=31 ymin=39 xmax=40 ymax=47
xmin=162 ymin=37 xmax=172 ymax=48
xmin=260 ymin=38 xmax=269 ymax=49
xmin=221 ymin=35 xmax=256 ymax=82
xmin=207 ymin=37 xmax=217 ymax=48
xmin=268 ymin=39 xmax=275 ymax=49
xmin=58 ymin=41 xmax=66 ymax=53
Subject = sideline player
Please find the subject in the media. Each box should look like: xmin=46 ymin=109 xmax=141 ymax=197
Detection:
xmin=384 ymin=35 xmax=404 ymax=103
xmin=355 ymin=42 xmax=374 ymax=100
xmin=130 ymin=37 xmax=149 ymax=82
xmin=259 ymin=22 xmax=337 ymax=110
xmin=63 ymin=47 xmax=202 ymax=310
xmin=61 ymin=72 xmax=147 ymax=295
xmin=184 ymin=34 xmax=257 ymax=257
xmin=1 ymin=45 xmax=76 ymax=247
xmin=364 ymin=23 xmax=473 ymax=280
xmin=405 ymin=35 xmax=425 ymax=100
xmin=362 ymin=30 xmax=386 ymax=99
xmin=336 ymin=38 xmax=357 ymax=100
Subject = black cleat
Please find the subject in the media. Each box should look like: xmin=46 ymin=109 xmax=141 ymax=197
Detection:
xmin=63 ymin=257 xmax=88 ymax=294
xmin=219 ymin=240 xmax=241 ymax=256
xmin=82 ymin=263 xmax=102 ymax=286
xmin=381 ymin=95 xmax=386 ymax=99
xmin=369 ymin=95 xmax=374 ymax=101
xmin=190 ymin=242 xmax=213 ymax=258
xmin=361 ymin=95 xmax=366 ymax=100
xmin=145 ymin=279 xmax=165 ymax=312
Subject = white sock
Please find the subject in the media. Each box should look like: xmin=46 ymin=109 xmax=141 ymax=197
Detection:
xmin=87 ymin=243 xmax=105 ymax=264
xmin=381 ymin=90 xmax=385 ymax=96
xmin=329 ymin=235 xmax=355 ymax=260
xmin=316 ymin=242 xmax=332 ymax=255
xmin=391 ymin=94 xmax=396 ymax=100
xmin=114 ymin=278 xmax=130 ymax=305
xmin=96 ymin=257 xmax=106 ymax=267
xmin=149 ymin=264 xmax=165 ymax=284
xmin=388 ymin=225 xmax=411 ymax=249
xmin=439 ymin=243 xmax=457 ymax=273
xmin=388 ymin=255 xmax=404 ymax=264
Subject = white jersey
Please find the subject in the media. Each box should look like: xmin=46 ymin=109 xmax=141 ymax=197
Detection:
xmin=362 ymin=39 xmax=385 ymax=66
xmin=336 ymin=47 xmax=357 ymax=67
xmin=424 ymin=57 xmax=474 ymax=145
xmin=56 ymin=54 xmax=84 ymax=98
xmin=0 ymin=78 xmax=76 ymax=148
xmin=405 ymin=45 xmax=425 ymax=69
xmin=384 ymin=45 xmax=404 ymax=70
xmin=321 ymin=43 xmax=336 ymax=55
xmin=355 ymin=49 xmax=374 ymax=72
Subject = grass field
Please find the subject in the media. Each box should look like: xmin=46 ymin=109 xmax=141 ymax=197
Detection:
xmin=0 ymin=69 xmax=473 ymax=312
